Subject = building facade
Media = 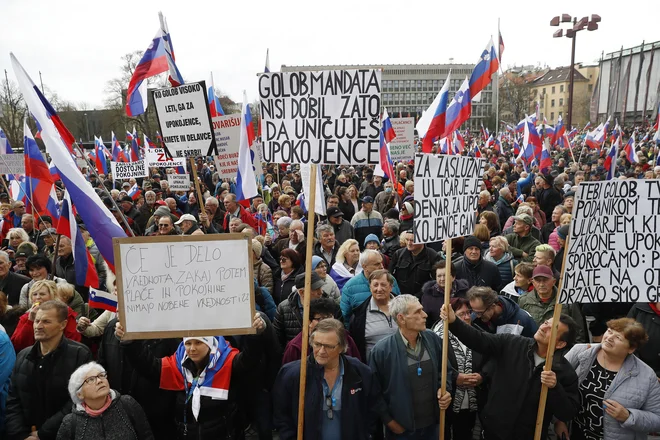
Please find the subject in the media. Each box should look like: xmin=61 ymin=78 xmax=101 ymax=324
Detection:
xmin=280 ymin=64 xmax=495 ymax=131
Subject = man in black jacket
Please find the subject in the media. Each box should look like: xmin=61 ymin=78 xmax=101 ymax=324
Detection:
xmin=454 ymin=236 xmax=503 ymax=292
xmin=0 ymin=251 xmax=30 ymax=306
xmin=6 ymin=301 xmax=92 ymax=440
xmin=441 ymin=303 xmax=580 ymax=440
xmin=535 ymin=174 xmax=563 ymax=223
xmin=389 ymin=231 xmax=440 ymax=297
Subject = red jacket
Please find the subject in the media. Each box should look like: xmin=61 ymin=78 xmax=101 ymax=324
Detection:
xmin=222 ymin=205 xmax=257 ymax=232
xmin=11 ymin=307 xmax=81 ymax=352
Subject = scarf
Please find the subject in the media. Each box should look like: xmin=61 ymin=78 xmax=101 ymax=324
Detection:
xmin=159 ymin=336 xmax=238 ymax=420
xmin=83 ymin=395 xmax=112 ymax=417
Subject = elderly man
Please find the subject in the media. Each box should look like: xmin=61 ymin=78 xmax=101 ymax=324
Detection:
xmin=389 ymin=231 xmax=439 ymax=297
xmin=381 ymin=219 xmax=402 ymax=258
xmin=39 ymin=228 xmax=58 ymax=260
xmin=370 ymin=295 xmax=452 ymax=439
xmin=477 ymin=190 xmax=495 ymax=216
xmin=540 ymin=205 xmax=567 ymax=244
xmin=138 ymin=190 xmax=157 ymax=227
xmin=222 ymin=193 xmax=256 ymax=232
xmin=273 ymin=219 xmax=306 ymax=260
xmin=144 ymin=205 xmax=175 ymax=235
xmin=273 ymin=318 xmax=383 ymax=439
xmin=351 ymin=196 xmax=383 ymax=251
xmin=5 ymin=301 xmax=93 ymax=439
xmin=374 ymin=180 xmax=399 ymax=215
xmin=363 ymin=175 xmax=384 ymax=200
xmin=322 ymin=207 xmax=354 ymax=246
xmin=466 ymin=286 xmax=538 ymax=337
xmin=340 ymin=249 xmax=402 ymax=325
xmin=273 ymin=272 xmax=325 ymax=347
xmin=119 ymin=196 xmax=144 ymax=235
xmin=504 ymin=214 xmax=541 ymax=263
xmin=0 ymin=250 xmax=30 ymax=306
xmin=494 ymin=187 xmax=516 ymax=229
xmin=175 ymin=213 xmax=204 ymax=236
xmin=20 ymin=214 xmax=41 ymax=248
xmin=156 ymin=216 xmax=178 ymax=236
xmin=314 ymin=224 xmax=340 ymax=267
xmin=455 ymin=235 xmax=503 ymax=291
xmin=164 ymin=197 xmax=181 ymax=218
xmin=202 ymin=196 xmax=225 ymax=232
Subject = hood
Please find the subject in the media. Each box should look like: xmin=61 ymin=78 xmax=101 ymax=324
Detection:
xmin=69 ymin=290 xmax=85 ymax=309
xmin=496 ymin=295 xmax=522 ymax=323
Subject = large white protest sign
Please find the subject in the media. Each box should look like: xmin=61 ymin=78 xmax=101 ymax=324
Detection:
xmin=0 ymin=154 xmax=25 ymax=174
xmin=413 ymin=153 xmax=485 ymax=244
xmin=560 ymin=180 xmax=660 ymax=304
xmin=145 ymin=148 xmax=188 ymax=170
xmin=389 ymin=118 xmax=415 ymax=161
xmin=167 ymin=174 xmax=191 ymax=191
xmin=259 ymin=69 xmax=381 ymax=165
xmin=111 ymin=160 xmax=148 ymax=179
xmin=152 ymin=81 xmax=217 ymax=158
xmin=114 ymin=235 xmax=256 ymax=339
xmin=212 ymin=114 xmax=241 ymax=178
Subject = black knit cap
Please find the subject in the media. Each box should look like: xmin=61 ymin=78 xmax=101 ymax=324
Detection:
xmin=463 ymin=235 xmax=482 ymax=252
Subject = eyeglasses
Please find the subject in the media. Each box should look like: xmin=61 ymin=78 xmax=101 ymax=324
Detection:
xmin=279 ymin=257 xmax=289 ymax=262
xmin=158 ymin=224 xmax=171 ymax=228
xmin=312 ymin=342 xmax=338 ymax=351
xmin=456 ymin=310 xmax=473 ymax=319
xmin=78 ymin=372 xmax=108 ymax=390
xmin=472 ymin=304 xmax=494 ymax=317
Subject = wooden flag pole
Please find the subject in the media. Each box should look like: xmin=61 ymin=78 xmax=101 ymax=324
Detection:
xmin=189 ymin=157 xmax=206 ymax=213
xmin=296 ymin=164 xmax=318 ymax=440
xmin=439 ymin=238 xmax=452 ymax=440
xmin=533 ymin=224 xmax=572 ymax=440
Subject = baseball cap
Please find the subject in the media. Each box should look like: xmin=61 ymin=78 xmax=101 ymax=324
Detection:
xmin=532 ymin=265 xmax=554 ymax=279
xmin=513 ymin=214 xmax=534 ymax=226
xmin=175 ymin=214 xmax=197 ymax=225
xmin=40 ymin=227 xmax=57 ymax=237
xmin=326 ymin=207 xmax=344 ymax=218
xmin=295 ymin=272 xmax=324 ymax=290
xmin=362 ymin=196 xmax=374 ymax=204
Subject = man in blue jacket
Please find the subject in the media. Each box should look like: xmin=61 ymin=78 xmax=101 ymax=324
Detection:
xmin=369 ymin=295 xmax=453 ymax=439
xmin=466 ymin=286 xmax=538 ymax=337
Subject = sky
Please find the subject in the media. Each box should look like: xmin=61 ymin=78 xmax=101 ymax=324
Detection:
xmin=1 ymin=0 xmax=657 ymax=111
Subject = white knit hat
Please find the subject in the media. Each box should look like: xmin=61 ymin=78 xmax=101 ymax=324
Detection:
xmin=183 ymin=337 xmax=215 ymax=351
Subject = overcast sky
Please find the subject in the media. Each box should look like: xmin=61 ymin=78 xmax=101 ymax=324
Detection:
xmin=1 ymin=0 xmax=657 ymax=111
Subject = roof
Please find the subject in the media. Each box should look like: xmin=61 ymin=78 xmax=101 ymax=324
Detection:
xmin=531 ymin=67 xmax=587 ymax=86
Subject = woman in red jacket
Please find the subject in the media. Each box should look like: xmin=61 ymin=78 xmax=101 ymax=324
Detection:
xmin=10 ymin=279 xmax=80 ymax=352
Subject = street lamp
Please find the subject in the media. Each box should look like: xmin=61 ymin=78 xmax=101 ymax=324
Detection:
xmin=550 ymin=13 xmax=600 ymax=129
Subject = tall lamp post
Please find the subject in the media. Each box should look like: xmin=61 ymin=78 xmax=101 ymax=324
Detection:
xmin=550 ymin=14 xmax=600 ymax=129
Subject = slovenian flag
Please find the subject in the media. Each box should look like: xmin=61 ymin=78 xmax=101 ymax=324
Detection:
xmin=88 ymin=287 xmax=117 ymax=312
xmin=235 ymin=91 xmax=258 ymax=201
xmin=127 ymin=182 xmax=141 ymax=200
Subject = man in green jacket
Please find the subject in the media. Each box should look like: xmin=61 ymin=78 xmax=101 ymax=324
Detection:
xmin=518 ymin=266 xmax=587 ymax=342
xmin=505 ymin=214 xmax=541 ymax=263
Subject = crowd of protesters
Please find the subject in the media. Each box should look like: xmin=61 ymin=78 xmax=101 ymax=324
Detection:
xmin=0 ymin=130 xmax=659 ymax=440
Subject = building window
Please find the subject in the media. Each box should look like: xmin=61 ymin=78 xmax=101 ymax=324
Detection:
xmin=559 ymin=112 xmax=563 ymax=118
xmin=433 ymin=80 xmax=439 ymax=89
xmin=393 ymin=80 xmax=399 ymax=90
xmin=417 ymin=80 xmax=422 ymax=90
xmin=543 ymin=88 xmax=546 ymax=94
xmin=559 ymin=98 xmax=563 ymax=106
xmin=560 ymin=85 xmax=564 ymax=93
xmin=422 ymin=80 xmax=427 ymax=90
xmin=406 ymin=80 xmax=411 ymax=91
xmin=551 ymin=112 xmax=554 ymax=120
xmin=551 ymin=99 xmax=555 ymax=107
xmin=588 ymin=84 xmax=593 ymax=92
xmin=552 ymin=86 xmax=555 ymax=94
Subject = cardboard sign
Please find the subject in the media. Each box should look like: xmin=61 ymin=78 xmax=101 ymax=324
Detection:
xmin=152 ymin=81 xmax=217 ymax=158
xmin=560 ymin=180 xmax=660 ymax=304
xmin=111 ymin=160 xmax=148 ymax=179
xmin=114 ymin=234 xmax=256 ymax=340
xmin=145 ymin=148 xmax=188 ymax=170
xmin=0 ymin=154 xmax=25 ymax=174
xmin=389 ymin=118 xmax=415 ymax=161
xmin=259 ymin=69 xmax=381 ymax=165
xmin=212 ymin=114 xmax=241 ymax=178
xmin=167 ymin=174 xmax=191 ymax=191
xmin=413 ymin=153 xmax=485 ymax=244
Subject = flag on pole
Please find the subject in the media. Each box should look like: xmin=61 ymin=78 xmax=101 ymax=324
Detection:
xmin=12 ymin=53 xmax=127 ymax=272
xmin=236 ymin=91 xmax=258 ymax=201
xmin=624 ymin=136 xmax=638 ymax=163
xmin=94 ymin=136 xmax=109 ymax=175
xmin=24 ymin=120 xmax=58 ymax=220
xmin=539 ymin=140 xmax=552 ymax=174
xmin=57 ymin=191 xmax=99 ymax=287
xmin=442 ymin=77 xmax=471 ymax=138
xmin=111 ymin=131 xmax=127 ymax=162
xmin=208 ymin=72 xmax=225 ymax=117
xmin=469 ymin=38 xmax=499 ymax=101
xmin=417 ymin=71 xmax=451 ymax=151
xmin=604 ymin=136 xmax=619 ymax=180
xmin=264 ymin=49 xmax=270 ymax=73
xmin=499 ymin=31 xmax=505 ymax=61
xmin=158 ymin=12 xmax=184 ymax=87
xmin=127 ymin=182 xmax=141 ymax=200
xmin=376 ymin=109 xmax=396 ymax=180
xmin=88 ymin=287 xmax=118 ymax=312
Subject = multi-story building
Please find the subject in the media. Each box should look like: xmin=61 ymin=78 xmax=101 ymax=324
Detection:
xmin=280 ymin=64 xmax=496 ymax=131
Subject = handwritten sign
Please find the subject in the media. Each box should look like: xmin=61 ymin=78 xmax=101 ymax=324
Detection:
xmin=114 ymin=235 xmax=256 ymax=339
xmin=413 ymin=153 xmax=485 ymax=244
xmin=560 ymin=180 xmax=660 ymax=304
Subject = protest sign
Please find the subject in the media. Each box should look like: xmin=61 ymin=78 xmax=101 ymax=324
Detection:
xmin=167 ymin=174 xmax=191 ymax=191
xmin=259 ymin=69 xmax=381 ymax=165
xmin=114 ymin=234 xmax=256 ymax=339
xmin=560 ymin=180 xmax=660 ymax=304
xmin=300 ymin=163 xmax=326 ymax=215
xmin=413 ymin=153 xmax=485 ymax=244
xmin=111 ymin=160 xmax=148 ymax=179
xmin=145 ymin=148 xmax=188 ymax=170
xmin=152 ymin=81 xmax=217 ymax=158
xmin=389 ymin=118 xmax=415 ymax=161
xmin=0 ymin=154 xmax=25 ymax=174
xmin=212 ymin=114 xmax=241 ymax=178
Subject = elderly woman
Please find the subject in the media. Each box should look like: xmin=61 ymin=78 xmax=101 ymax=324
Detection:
xmin=421 ymin=261 xmax=469 ymax=328
xmin=483 ymin=236 xmax=517 ymax=286
xmin=433 ymin=297 xmax=483 ymax=440
xmin=276 ymin=194 xmax=292 ymax=215
xmin=57 ymin=362 xmax=154 ymax=439
xmin=329 ymin=239 xmax=362 ymax=291
xmin=6 ymin=228 xmax=29 ymax=258
xmin=10 ymin=280 xmax=81 ymax=352
xmin=115 ymin=315 xmax=267 ymax=439
xmin=18 ymin=255 xmax=68 ymax=308
xmin=556 ymin=318 xmax=660 ymax=440
xmin=273 ymin=248 xmax=303 ymax=304
xmin=349 ymin=269 xmax=399 ymax=361
xmin=478 ymin=211 xmax=501 ymax=238
xmin=311 ymin=256 xmax=341 ymax=304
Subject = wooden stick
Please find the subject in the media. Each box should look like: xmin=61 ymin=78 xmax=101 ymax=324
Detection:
xmin=189 ymin=157 xmax=206 ymax=227
xmin=51 ymin=234 xmax=61 ymax=277
xmin=296 ymin=165 xmax=317 ymax=440
xmin=533 ymin=223 xmax=572 ymax=440
xmin=439 ymin=238 xmax=452 ymax=440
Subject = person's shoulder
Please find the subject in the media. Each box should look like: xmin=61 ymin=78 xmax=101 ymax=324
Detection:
xmin=8 ymin=272 xmax=30 ymax=283
xmin=371 ymin=332 xmax=397 ymax=353
xmin=280 ymin=359 xmax=302 ymax=376
xmin=63 ymin=338 xmax=93 ymax=356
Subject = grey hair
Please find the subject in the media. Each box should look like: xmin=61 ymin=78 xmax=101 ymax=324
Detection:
xmin=7 ymin=228 xmax=30 ymax=243
xmin=359 ymin=249 xmax=382 ymax=267
xmin=479 ymin=190 xmax=491 ymax=199
xmin=554 ymin=204 xmax=568 ymax=214
xmin=336 ymin=239 xmax=359 ymax=264
xmin=204 ymin=196 xmax=219 ymax=206
xmin=144 ymin=190 xmax=156 ymax=199
xmin=466 ymin=286 xmax=498 ymax=308
xmin=515 ymin=205 xmax=533 ymax=217
xmin=310 ymin=318 xmax=347 ymax=353
xmin=389 ymin=294 xmax=420 ymax=320
xmin=499 ymin=187 xmax=511 ymax=198
xmin=316 ymin=224 xmax=334 ymax=239
xmin=276 ymin=216 xmax=292 ymax=228
xmin=290 ymin=219 xmax=304 ymax=231
xmin=489 ymin=236 xmax=509 ymax=251
xmin=383 ymin=219 xmax=400 ymax=235
xmin=0 ymin=251 xmax=9 ymax=263
xmin=68 ymin=362 xmax=107 ymax=405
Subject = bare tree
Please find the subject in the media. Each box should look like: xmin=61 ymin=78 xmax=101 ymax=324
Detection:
xmin=0 ymin=73 xmax=27 ymax=149
xmin=499 ymin=75 xmax=533 ymax=124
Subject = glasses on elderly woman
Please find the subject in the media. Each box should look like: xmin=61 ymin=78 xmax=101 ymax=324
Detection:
xmin=78 ymin=372 xmax=108 ymax=390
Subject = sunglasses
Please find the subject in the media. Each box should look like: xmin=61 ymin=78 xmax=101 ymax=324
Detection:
xmin=158 ymin=224 xmax=171 ymax=228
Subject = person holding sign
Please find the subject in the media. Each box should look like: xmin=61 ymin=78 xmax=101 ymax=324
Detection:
xmin=440 ymin=303 xmax=580 ymax=440
xmin=557 ymin=318 xmax=660 ymax=440
xmin=114 ymin=313 xmax=267 ymax=440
